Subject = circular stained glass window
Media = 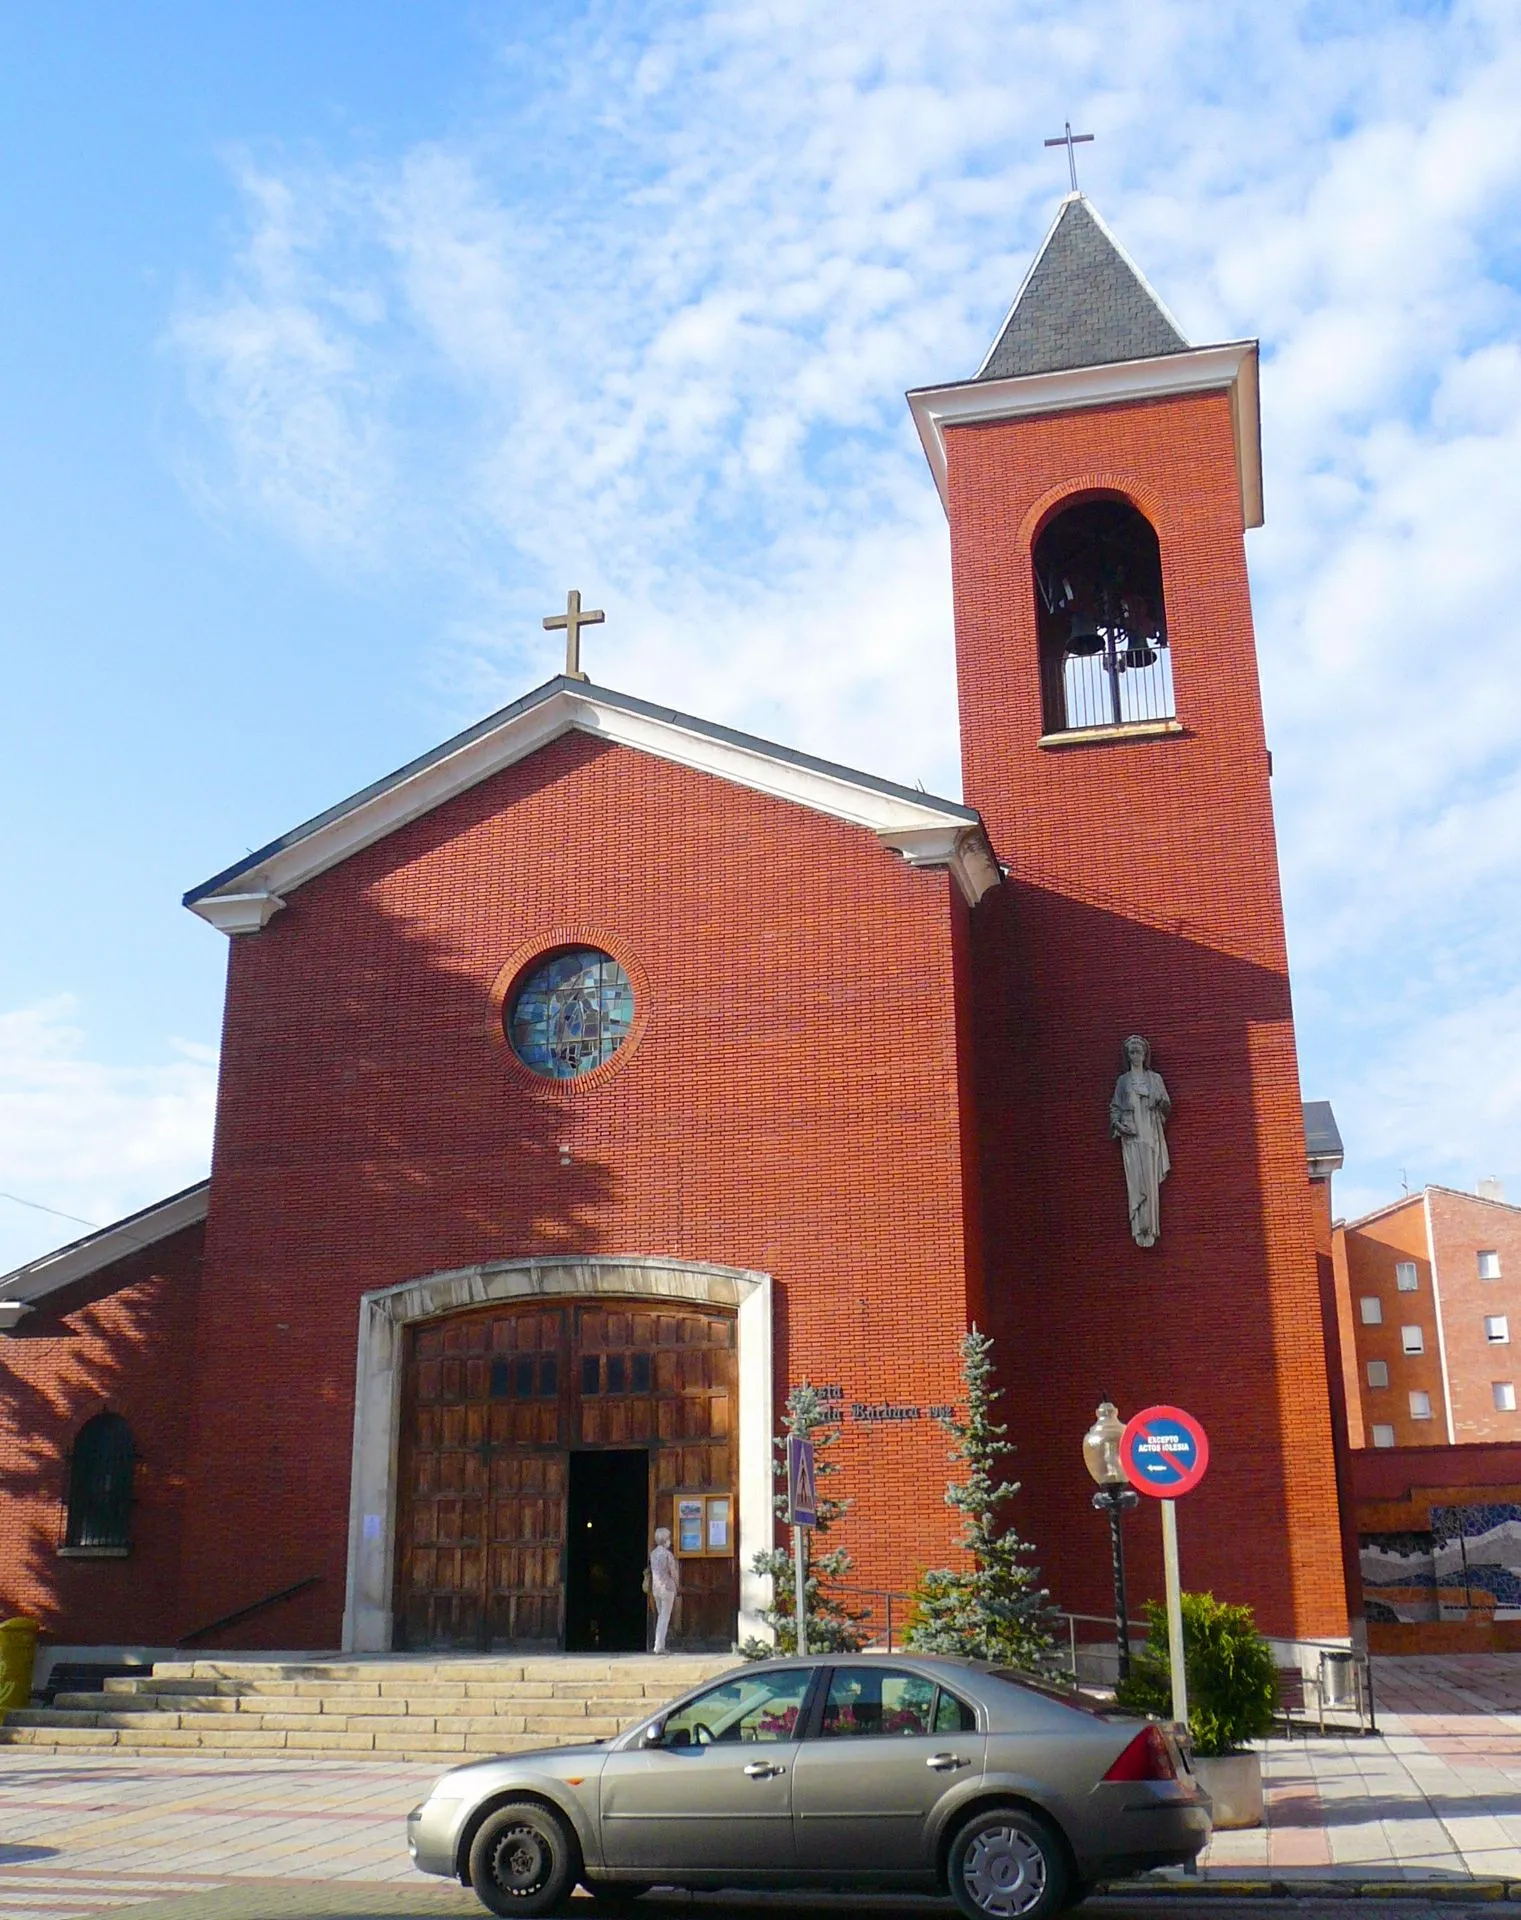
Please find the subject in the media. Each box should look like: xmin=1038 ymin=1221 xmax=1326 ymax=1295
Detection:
xmin=507 ymin=947 xmax=635 ymax=1080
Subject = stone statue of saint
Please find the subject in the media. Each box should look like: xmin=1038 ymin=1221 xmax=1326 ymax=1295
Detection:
xmin=1109 ymin=1034 xmax=1171 ymax=1248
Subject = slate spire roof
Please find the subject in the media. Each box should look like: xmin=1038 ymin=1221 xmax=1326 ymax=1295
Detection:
xmin=976 ymin=194 xmax=1189 ymax=381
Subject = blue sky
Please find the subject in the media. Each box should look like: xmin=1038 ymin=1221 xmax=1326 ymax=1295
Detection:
xmin=2 ymin=0 xmax=1519 ymax=1270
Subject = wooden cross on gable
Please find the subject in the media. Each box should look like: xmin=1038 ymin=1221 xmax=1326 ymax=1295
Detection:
xmin=543 ymin=590 xmax=604 ymax=683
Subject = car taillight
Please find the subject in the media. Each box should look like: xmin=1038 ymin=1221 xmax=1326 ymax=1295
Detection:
xmin=1102 ymin=1724 xmax=1177 ymax=1782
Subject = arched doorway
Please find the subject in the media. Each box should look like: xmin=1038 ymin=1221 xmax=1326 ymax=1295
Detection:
xmin=341 ymin=1256 xmax=773 ymax=1653
xmin=394 ymin=1297 xmax=738 ymax=1651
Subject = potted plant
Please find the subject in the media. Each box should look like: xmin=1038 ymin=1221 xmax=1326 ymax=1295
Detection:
xmin=1115 ymin=1592 xmax=1276 ymax=1827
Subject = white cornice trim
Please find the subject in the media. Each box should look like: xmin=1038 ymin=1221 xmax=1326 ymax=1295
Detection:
xmin=188 ymin=687 xmax=998 ymax=931
xmin=908 ymin=340 xmax=1264 ymax=530
xmin=0 ymin=1183 xmax=209 ymax=1316
xmin=878 ymin=825 xmax=1001 ymax=905
xmin=194 ymin=892 xmax=287 ymax=935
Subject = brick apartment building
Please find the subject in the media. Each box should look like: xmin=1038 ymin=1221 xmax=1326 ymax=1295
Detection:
xmin=1334 ymin=1185 xmax=1521 ymax=1449
xmin=0 ymin=194 xmax=1351 ymax=1656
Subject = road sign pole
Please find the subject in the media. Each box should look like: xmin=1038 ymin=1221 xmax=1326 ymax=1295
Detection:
xmin=1161 ymin=1496 xmax=1188 ymax=1735
xmin=793 ymin=1523 xmax=808 ymax=1657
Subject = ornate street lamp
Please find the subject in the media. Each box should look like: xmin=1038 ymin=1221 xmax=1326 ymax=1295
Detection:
xmin=1083 ymin=1399 xmax=1140 ymax=1683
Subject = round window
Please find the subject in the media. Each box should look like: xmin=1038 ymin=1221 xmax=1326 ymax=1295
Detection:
xmin=507 ymin=947 xmax=635 ymax=1080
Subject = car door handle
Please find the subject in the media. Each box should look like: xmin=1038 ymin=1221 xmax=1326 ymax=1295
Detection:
xmin=744 ymin=1760 xmax=785 ymax=1778
xmin=927 ymin=1752 xmax=969 ymax=1771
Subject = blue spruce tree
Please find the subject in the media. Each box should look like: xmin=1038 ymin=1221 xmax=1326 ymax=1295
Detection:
xmin=905 ymin=1327 xmax=1056 ymax=1669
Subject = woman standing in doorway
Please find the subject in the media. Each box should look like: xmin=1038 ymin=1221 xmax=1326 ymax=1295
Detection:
xmin=647 ymin=1526 xmax=680 ymax=1654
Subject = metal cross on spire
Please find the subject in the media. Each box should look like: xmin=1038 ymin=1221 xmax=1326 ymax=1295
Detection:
xmin=543 ymin=589 xmax=604 ymax=683
xmin=1044 ymin=121 xmax=1094 ymax=193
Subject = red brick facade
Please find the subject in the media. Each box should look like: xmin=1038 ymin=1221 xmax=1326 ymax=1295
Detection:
xmin=945 ymin=391 xmax=1346 ymax=1639
xmin=2 ymin=247 xmax=1356 ymax=1654
xmin=1338 ymin=1189 xmax=1521 ymax=1449
xmin=0 ymin=1224 xmax=204 ymax=1644
xmin=170 ymin=732 xmax=981 ymax=1645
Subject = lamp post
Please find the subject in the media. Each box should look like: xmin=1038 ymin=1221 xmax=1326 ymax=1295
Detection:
xmin=1083 ymin=1400 xmax=1139 ymax=1683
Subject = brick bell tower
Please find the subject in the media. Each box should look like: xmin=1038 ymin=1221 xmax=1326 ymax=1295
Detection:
xmin=910 ymin=195 xmax=1349 ymax=1642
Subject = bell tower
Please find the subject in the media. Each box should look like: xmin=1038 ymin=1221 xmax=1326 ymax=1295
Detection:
xmin=910 ymin=196 xmax=1349 ymax=1642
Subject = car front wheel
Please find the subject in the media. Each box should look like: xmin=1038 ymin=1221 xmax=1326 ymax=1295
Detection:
xmin=468 ymin=1801 xmax=580 ymax=1917
xmin=948 ymin=1807 xmax=1070 ymax=1920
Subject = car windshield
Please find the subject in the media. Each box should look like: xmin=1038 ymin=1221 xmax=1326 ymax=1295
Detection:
xmin=662 ymin=1669 xmax=812 ymax=1745
xmin=989 ymin=1670 xmax=1121 ymax=1717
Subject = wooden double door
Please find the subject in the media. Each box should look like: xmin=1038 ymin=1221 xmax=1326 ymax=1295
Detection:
xmin=395 ymin=1298 xmax=738 ymax=1651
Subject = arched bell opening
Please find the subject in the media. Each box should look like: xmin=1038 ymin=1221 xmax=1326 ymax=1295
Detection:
xmin=1032 ymin=495 xmax=1173 ymax=733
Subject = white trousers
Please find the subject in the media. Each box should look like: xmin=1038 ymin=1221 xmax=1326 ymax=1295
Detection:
xmin=652 ymin=1588 xmax=677 ymax=1653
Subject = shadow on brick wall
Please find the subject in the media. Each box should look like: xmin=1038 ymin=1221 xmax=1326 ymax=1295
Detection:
xmin=0 ymin=1224 xmax=204 ymax=1645
xmin=174 ymin=824 xmax=622 ymax=1650
xmin=969 ymin=878 xmax=1345 ymax=1642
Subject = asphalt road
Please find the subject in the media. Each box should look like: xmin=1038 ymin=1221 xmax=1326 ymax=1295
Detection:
xmin=83 ymin=1895 xmax=1521 ymax=1920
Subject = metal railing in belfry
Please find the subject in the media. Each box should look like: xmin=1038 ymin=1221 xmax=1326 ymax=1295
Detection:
xmin=1056 ymin=638 xmax=1175 ymax=732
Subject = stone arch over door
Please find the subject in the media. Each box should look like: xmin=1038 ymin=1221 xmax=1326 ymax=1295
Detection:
xmin=342 ymin=1257 xmax=773 ymax=1652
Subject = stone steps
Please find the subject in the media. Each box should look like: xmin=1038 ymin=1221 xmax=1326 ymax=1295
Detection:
xmin=1 ymin=1653 xmax=734 ymax=1758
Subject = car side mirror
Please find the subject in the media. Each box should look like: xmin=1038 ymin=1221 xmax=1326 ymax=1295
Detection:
xmin=642 ymin=1719 xmax=666 ymax=1748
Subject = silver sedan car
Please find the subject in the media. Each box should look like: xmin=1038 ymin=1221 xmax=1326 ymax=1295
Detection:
xmin=407 ymin=1653 xmax=1210 ymax=1919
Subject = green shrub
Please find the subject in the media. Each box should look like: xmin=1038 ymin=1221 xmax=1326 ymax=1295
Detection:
xmin=1114 ymin=1592 xmax=1276 ymax=1756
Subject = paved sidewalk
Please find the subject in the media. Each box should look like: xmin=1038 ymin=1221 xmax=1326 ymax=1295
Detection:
xmin=0 ymin=1754 xmax=444 ymax=1917
xmin=9 ymin=1656 xmax=1521 ymax=1916
xmin=1184 ymin=1656 xmax=1521 ymax=1883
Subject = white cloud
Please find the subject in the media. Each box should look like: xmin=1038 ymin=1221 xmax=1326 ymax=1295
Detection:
xmin=0 ymin=999 xmax=216 ymax=1277
xmin=163 ymin=0 xmax=1521 ymax=1211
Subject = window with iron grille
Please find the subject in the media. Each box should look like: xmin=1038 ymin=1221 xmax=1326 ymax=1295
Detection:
xmin=65 ymin=1412 xmax=134 ymax=1551
xmin=1033 ymin=497 xmax=1173 ymax=735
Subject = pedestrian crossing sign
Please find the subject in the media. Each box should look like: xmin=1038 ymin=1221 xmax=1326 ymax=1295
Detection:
xmin=787 ymin=1435 xmax=818 ymax=1527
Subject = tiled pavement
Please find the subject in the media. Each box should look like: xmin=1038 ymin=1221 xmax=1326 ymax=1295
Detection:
xmin=11 ymin=1657 xmax=1521 ymax=1916
xmin=1186 ymin=1656 xmax=1521 ymax=1882
xmin=0 ymin=1755 xmax=448 ymax=1917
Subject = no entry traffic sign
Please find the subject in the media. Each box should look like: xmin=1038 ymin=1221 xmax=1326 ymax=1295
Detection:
xmin=1120 ymin=1404 xmax=1210 ymax=1499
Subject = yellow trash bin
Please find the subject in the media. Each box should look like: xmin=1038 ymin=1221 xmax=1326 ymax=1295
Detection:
xmin=0 ymin=1617 xmax=40 ymax=1717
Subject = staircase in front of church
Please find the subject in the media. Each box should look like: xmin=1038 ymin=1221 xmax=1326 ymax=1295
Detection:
xmin=0 ymin=1654 xmax=736 ymax=1759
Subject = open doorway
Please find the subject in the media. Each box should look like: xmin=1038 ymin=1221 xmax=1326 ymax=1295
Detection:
xmin=565 ymin=1449 xmax=650 ymax=1652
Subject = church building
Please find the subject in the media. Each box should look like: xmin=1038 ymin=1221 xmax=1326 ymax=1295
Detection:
xmin=0 ymin=195 xmax=1352 ymax=1659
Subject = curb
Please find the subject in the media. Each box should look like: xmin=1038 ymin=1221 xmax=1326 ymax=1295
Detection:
xmin=1101 ymin=1881 xmax=1517 ymax=1902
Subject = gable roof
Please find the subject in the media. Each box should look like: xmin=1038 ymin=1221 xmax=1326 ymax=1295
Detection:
xmin=906 ymin=195 xmax=1264 ymax=533
xmin=1341 ymin=1184 xmax=1521 ymax=1235
xmin=0 ymin=1180 xmax=209 ymax=1330
xmin=184 ymin=678 xmax=1001 ymax=933
xmin=977 ymin=194 xmax=1189 ymax=381
xmin=1303 ymin=1100 xmax=1344 ymax=1182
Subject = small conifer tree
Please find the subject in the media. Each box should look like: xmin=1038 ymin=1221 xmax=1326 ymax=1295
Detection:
xmin=740 ymin=1381 xmax=870 ymax=1657
xmin=904 ymin=1326 xmax=1057 ymax=1669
